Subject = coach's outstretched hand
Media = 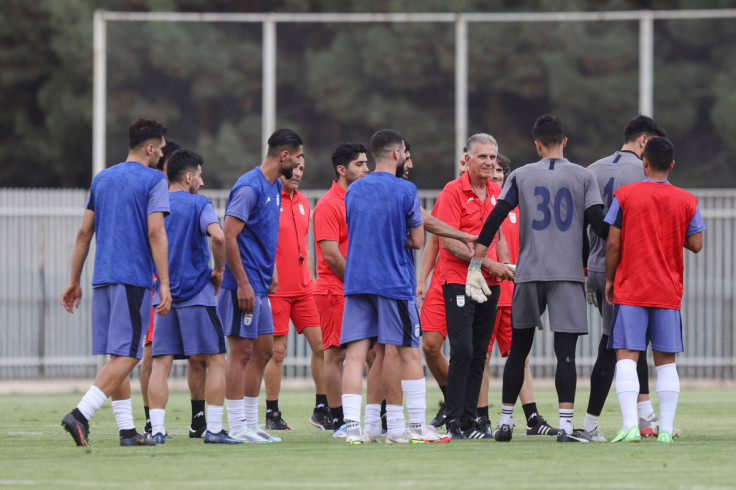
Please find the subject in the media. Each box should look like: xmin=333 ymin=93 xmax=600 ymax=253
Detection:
xmin=466 ymin=257 xmax=491 ymax=303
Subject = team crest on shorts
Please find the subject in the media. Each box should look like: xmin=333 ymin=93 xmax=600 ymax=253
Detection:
xmin=509 ymin=212 xmax=517 ymax=224
xmin=456 ymin=295 xmax=465 ymax=307
xmin=414 ymin=323 xmax=420 ymax=337
xmin=298 ymin=203 xmax=305 ymax=215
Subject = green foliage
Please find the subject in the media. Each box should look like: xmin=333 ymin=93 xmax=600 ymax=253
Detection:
xmin=2 ymin=0 xmax=735 ymax=188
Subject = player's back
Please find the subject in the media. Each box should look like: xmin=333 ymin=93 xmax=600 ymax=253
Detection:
xmin=166 ymin=191 xmax=213 ymax=302
xmin=343 ymin=172 xmax=421 ymax=300
xmin=587 ymin=151 xmax=644 ymax=272
xmin=501 ymin=157 xmax=602 ymax=283
xmin=89 ymin=161 xmax=168 ymax=288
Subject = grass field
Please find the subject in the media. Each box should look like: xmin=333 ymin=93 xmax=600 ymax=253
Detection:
xmin=1 ymin=386 xmax=734 ymax=488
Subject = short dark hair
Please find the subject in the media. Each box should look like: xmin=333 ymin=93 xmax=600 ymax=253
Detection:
xmin=404 ymin=140 xmax=412 ymax=153
xmin=267 ymin=129 xmax=303 ymax=157
xmin=156 ymin=139 xmax=181 ymax=170
xmin=331 ymin=142 xmax=367 ymax=178
xmin=166 ymin=149 xmax=203 ymax=183
xmin=128 ymin=118 xmax=167 ymax=149
xmin=497 ymin=153 xmax=511 ymax=178
xmin=532 ymin=114 xmax=565 ymax=147
xmin=623 ymin=115 xmax=666 ymax=144
xmin=370 ymin=129 xmax=404 ymax=161
xmin=643 ymin=137 xmax=674 ymax=172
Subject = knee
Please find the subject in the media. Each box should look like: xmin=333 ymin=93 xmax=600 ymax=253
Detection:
xmin=422 ymin=338 xmax=443 ymax=359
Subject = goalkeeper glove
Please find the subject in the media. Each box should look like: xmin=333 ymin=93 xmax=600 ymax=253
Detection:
xmin=466 ymin=257 xmax=491 ymax=303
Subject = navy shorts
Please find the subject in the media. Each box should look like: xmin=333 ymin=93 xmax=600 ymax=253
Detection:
xmin=91 ymin=284 xmax=151 ymax=359
xmin=217 ymin=289 xmax=274 ymax=339
xmin=340 ymin=294 xmax=421 ymax=348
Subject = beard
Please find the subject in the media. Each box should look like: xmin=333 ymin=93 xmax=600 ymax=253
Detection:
xmin=282 ymin=165 xmax=294 ymax=180
xmin=395 ymin=162 xmax=405 ymax=178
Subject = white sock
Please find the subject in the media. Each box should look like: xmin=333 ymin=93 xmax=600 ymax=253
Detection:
xmin=225 ymin=398 xmax=245 ymax=434
xmin=342 ymin=393 xmax=362 ymax=425
xmin=499 ymin=405 xmax=514 ymax=427
xmin=637 ymin=399 xmax=656 ymax=420
xmin=363 ymin=404 xmax=381 ymax=437
xmin=402 ymin=378 xmax=426 ymax=433
xmin=243 ymin=396 xmax=259 ymax=430
xmin=76 ymin=385 xmax=107 ymax=421
xmin=386 ymin=404 xmax=406 ymax=439
xmin=207 ymin=405 xmax=223 ymax=434
xmin=111 ymin=398 xmax=135 ymax=431
xmin=149 ymin=408 xmax=165 ymax=436
xmin=615 ymin=359 xmax=639 ymax=431
xmin=655 ymin=363 xmax=679 ymax=435
xmin=583 ymin=413 xmax=599 ymax=433
xmin=559 ymin=408 xmax=574 ymax=435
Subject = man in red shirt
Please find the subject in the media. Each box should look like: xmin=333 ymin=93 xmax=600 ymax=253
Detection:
xmin=434 ymin=133 xmax=514 ymax=439
xmin=265 ymin=158 xmax=331 ymax=430
xmin=605 ymin=137 xmax=705 ymax=443
xmin=313 ymin=143 xmax=370 ymax=435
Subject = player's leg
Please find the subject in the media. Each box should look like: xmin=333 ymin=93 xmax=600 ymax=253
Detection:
xmin=263 ymin=296 xmax=290 ymax=429
xmin=140 ymin=319 xmax=154 ymax=435
xmin=609 ymin=304 xmax=649 ymax=442
xmin=649 ymin=307 xmax=683 ymax=443
xmin=552 ymin=331 xmax=582 ymax=440
xmin=200 ymin=352 xmax=241 ymax=444
xmin=187 ymin=354 xmax=207 ymax=437
xmin=292 ymin=292 xmax=330 ymax=429
xmin=314 ymin=291 xmax=346 ymax=434
xmin=583 ymin=270 xmax=615 ymax=439
xmin=363 ymin=344 xmax=386 ymax=441
xmin=342 ymin=338 xmax=372 ymax=443
xmin=475 ymin=351 xmax=492 ymax=436
xmin=148 ymin=354 xmax=174 ymax=442
xmin=521 ymin=355 xmax=559 ymax=436
xmin=420 ymin=284 xmax=449 ymax=427
xmin=264 ymin=334 xmax=289 ymax=429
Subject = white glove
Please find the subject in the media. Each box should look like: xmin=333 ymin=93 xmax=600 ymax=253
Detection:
xmin=466 ymin=257 xmax=491 ymax=303
xmin=585 ymin=276 xmax=598 ymax=308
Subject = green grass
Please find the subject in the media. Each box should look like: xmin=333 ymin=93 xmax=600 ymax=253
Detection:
xmin=1 ymin=387 xmax=735 ymax=488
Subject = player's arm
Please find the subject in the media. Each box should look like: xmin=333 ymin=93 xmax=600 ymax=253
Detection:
xmin=61 ymin=209 xmax=95 ymax=313
xmin=421 ymin=208 xmax=477 ymax=249
xmin=473 ymin=200 xmax=513 ymax=259
xmin=207 ymin=222 xmax=225 ymax=295
xmin=684 ymin=232 xmax=703 ymax=253
xmin=223 ymin=215 xmax=255 ymax=313
xmin=495 ymin=227 xmax=510 ymax=265
xmin=318 ymin=240 xmax=345 ymax=281
xmin=269 ymin=263 xmax=278 ymax=295
xmin=604 ymin=225 xmax=622 ymax=306
xmin=148 ymin=211 xmax=171 ymax=316
xmin=405 ymin=224 xmax=425 ymax=250
xmin=417 ymin=233 xmax=439 ymax=303
xmin=585 ymin=204 xmax=609 ymax=240
xmin=443 ymin=236 xmax=514 ymax=281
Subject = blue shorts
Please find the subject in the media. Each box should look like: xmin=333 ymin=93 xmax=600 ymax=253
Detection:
xmin=91 ymin=284 xmax=151 ymax=359
xmin=152 ymin=305 xmax=226 ymax=357
xmin=608 ymin=304 xmax=683 ymax=353
xmin=340 ymin=294 xmax=421 ymax=348
xmin=217 ymin=289 xmax=273 ymax=339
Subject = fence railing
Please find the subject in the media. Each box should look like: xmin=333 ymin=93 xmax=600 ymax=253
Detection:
xmin=1 ymin=188 xmax=733 ymax=380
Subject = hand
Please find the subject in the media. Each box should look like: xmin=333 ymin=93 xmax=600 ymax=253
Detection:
xmin=466 ymin=258 xmax=491 ymax=303
xmin=268 ymin=275 xmax=278 ymax=295
xmin=210 ymin=269 xmax=224 ymax=296
xmin=605 ymin=279 xmax=614 ymax=306
xmin=238 ymin=282 xmax=256 ymax=313
xmin=61 ymin=281 xmax=82 ymax=313
xmin=463 ymin=235 xmax=478 ymax=256
xmin=484 ymin=261 xmax=515 ymax=282
xmin=416 ymin=283 xmax=427 ymax=306
xmin=156 ymin=284 xmax=172 ymax=316
xmin=585 ymin=276 xmax=598 ymax=307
